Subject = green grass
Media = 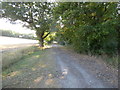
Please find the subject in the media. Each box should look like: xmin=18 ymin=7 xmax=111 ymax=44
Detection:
xmin=2 ymin=46 xmax=59 ymax=88
xmin=2 ymin=50 xmax=44 ymax=77
xmin=65 ymin=45 xmax=118 ymax=69
xmin=2 ymin=46 xmax=40 ymax=70
xmin=104 ymin=55 xmax=118 ymax=68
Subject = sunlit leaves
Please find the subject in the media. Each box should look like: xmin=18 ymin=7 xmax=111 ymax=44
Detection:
xmin=54 ymin=2 xmax=118 ymax=55
xmin=2 ymin=2 xmax=55 ymax=47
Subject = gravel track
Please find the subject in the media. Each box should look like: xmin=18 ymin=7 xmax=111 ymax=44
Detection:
xmin=2 ymin=45 xmax=118 ymax=88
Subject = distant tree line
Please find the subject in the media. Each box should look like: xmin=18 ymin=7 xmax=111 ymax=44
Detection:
xmin=1 ymin=29 xmax=36 ymax=40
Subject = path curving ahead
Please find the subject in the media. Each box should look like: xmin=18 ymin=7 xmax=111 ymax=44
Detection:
xmin=2 ymin=45 xmax=118 ymax=88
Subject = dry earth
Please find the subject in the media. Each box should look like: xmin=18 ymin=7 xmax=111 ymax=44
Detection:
xmin=2 ymin=45 xmax=118 ymax=88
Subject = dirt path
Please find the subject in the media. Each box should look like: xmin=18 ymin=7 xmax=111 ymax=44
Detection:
xmin=52 ymin=46 xmax=118 ymax=88
xmin=2 ymin=45 xmax=118 ymax=88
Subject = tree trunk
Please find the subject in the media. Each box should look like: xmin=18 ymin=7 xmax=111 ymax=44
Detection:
xmin=37 ymin=31 xmax=50 ymax=47
xmin=39 ymin=37 xmax=44 ymax=47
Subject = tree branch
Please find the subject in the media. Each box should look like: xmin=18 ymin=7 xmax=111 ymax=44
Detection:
xmin=43 ymin=32 xmax=50 ymax=39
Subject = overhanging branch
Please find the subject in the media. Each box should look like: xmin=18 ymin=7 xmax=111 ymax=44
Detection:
xmin=43 ymin=32 xmax=50 ymax=39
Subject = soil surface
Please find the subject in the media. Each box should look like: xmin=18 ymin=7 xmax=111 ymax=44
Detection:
xmin=2 ymin=45 xmax=118 ymax=88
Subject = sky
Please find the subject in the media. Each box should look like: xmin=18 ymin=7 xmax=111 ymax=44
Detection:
xmin=0 ymin=18 xmax=36 ymax=35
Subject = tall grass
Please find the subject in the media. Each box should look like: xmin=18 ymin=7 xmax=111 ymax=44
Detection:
xmin=2 ymin=46 xmax=39 ymax=70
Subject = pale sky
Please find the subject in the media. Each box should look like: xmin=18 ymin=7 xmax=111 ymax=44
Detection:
xmin=0 ymin=18 xmax=36 ymax=35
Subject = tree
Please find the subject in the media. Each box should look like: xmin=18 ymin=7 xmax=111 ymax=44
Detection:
xmin=2 ymin=2 xmax=54 ymax=47
xmin=53 ymin=2 xmax=119 ymax=55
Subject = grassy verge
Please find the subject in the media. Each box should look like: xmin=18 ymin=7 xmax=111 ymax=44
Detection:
xmin=2 ymin=46 xmax=40 ymax=70
xmin=65 ymin=45 xmax=118 ymax=69
xmin=103 ymin=55 xmax=118 ymax=69
xmin=2 ymin=49 xmax=43 ymax=77
xmin=2 ymin=46 xmax=59 ymax=88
